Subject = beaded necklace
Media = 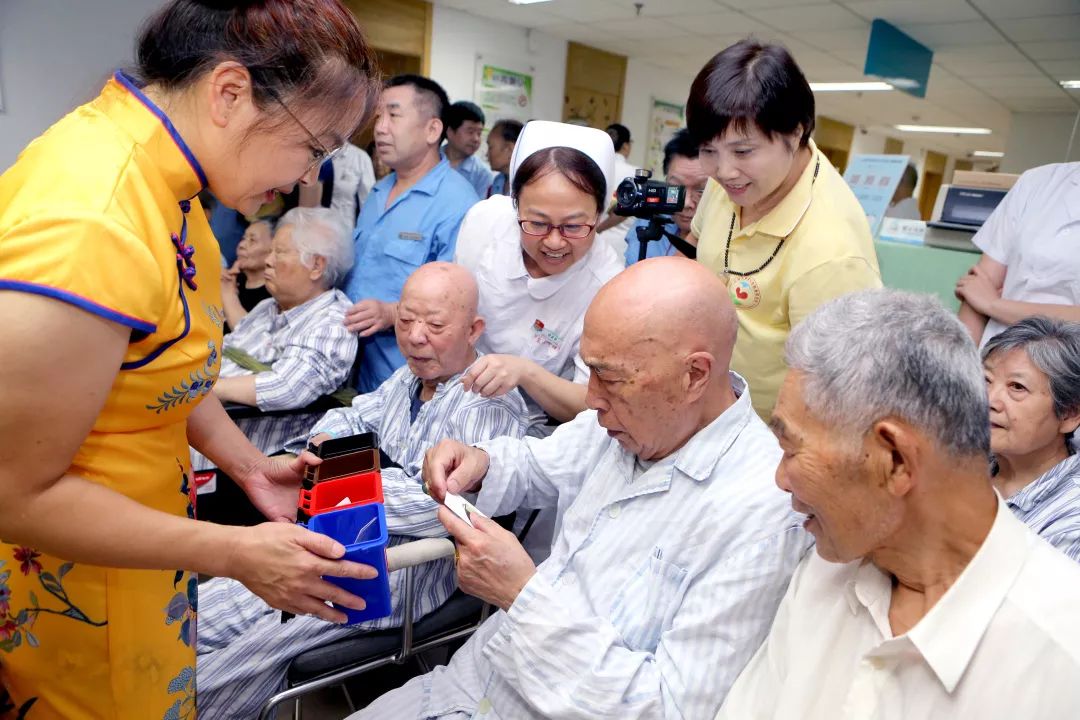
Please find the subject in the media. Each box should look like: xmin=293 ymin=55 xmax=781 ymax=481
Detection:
xmin=723 ymin=156 xmax=820 ymax=278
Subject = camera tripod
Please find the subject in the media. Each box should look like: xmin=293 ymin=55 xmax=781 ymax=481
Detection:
xmin=635 ymin=215 xmax=698 ymax=263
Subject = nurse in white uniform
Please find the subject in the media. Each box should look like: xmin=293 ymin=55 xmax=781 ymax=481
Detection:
xmin=957 ymin=161 xmax=1080 ymax=346
xmin=455 ymin=121 xmax=624 ymax=436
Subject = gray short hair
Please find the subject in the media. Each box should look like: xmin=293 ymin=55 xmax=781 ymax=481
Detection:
xmin=276 ymin=208 xmax=354 ymax=288
xmin=785 ymin=289 xmax=989 ymax=458
xmin=982 ymin=317 xmax=1080 ymax=420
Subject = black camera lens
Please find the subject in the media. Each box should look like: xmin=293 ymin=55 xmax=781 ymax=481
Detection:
xmin=616 ymin=178 xmax=639 ymax=208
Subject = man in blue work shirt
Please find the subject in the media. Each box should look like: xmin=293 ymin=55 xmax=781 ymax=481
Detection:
xmin=624 ymin=129 xmax=709 ymax=265
xmin=443 ymin=100 xmax=494 ymax=199
xmin=343 ymin=75 xmax=480 ymax=392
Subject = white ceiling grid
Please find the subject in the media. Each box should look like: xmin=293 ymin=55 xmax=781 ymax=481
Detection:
xmin=430 ymin=0 xmax=1080 ymax=156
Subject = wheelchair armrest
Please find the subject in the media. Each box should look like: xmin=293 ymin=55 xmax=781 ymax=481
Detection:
xmin=223 ymin=393 xmax=352 ymax=421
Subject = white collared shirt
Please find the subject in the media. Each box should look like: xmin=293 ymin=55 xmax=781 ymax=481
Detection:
xmin=455 ymin=194 xmax=624 ymax=431
xmin=407 ymin=374 xmax=811 ymax=719
xmin=974 ymin=161 xmax=1080 ymax=347
xmin=718 ymin=498 xmax=1080 ymax=720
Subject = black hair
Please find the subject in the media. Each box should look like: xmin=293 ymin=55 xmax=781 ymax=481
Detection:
xmin=135 ymin=0 xmax=380 ymax=137
xmin=686 ymin=39 xmax=815 ymax=148
xmin=384 ymin=74 xmax=451 ymax=140
xmin=662 ymin=128 xmax=700 ymax=175
xmin=490 ymin=118 xmax=524 ymax=143
xmin=512 ymin=147 xmax=607 ymax=215
xmin=446 ymin=101 xmax=485 ymax=130
xmin=606 ymin=123 xmax=632 ymax=152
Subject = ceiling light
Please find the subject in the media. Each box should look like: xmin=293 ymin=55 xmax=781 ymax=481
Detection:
xmin=972 ymin=151 xmax=1004 ymax=158
xmin=508 ymin=0 xmax=552 ymax=4
xmin=1061 ymin=80 xmax=1080 ymax=89
xmin=809 ymin=82 xmax=893 ymax=92
xmin=894 ymin=124 xmax=992 ymax=135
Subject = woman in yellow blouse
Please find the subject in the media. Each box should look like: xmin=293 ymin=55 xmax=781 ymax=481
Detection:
xmin=0 ymin=1 xmax=381 ymax=717
xmin=684 ymin=40 xmax=882 ymax=420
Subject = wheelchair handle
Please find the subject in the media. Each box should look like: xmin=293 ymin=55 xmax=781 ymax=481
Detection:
xmin=385 ymin=538 xmax=455 ymax=572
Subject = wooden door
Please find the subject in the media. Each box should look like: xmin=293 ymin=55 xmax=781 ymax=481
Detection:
xmin=562 ymin=42 xmax=627 ymax=128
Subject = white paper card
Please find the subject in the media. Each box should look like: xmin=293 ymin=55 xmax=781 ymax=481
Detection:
xmin=444 ymin=492 xmax=483 ymax=528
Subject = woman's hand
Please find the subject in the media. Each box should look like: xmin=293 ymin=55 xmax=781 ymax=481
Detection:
xmin=225 ymin=522 xmax=378 ymax=623
xmin=344 ymin=299 xmax=396 ymax=337
xmin=234 ymin=454 xmax=306 ymax=523
xmin=955 ymin=265 xmax=1001 ymax=316
xmin=221 ymin=263 xmax=240 ymax=297
xmin=461 ymin=354 xmax=528 ymax=398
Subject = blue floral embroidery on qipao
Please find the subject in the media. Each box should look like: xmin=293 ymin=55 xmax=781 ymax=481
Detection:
xmin=145 ymin=340 xmax=220 ymax=414
xmin=163 ymin=665 xmax=196 ymax=720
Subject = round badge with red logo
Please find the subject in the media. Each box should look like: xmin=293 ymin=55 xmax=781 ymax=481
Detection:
xmin=728 ymin=277 xmax=761 ymax=309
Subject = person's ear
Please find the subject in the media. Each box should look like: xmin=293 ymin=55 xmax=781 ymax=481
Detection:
xmin=205 ymin=61 xmax=255 ymax=130
xmin=468 ymin=316 xmax=485 ymax=346
xmin=309 ymin=254 xmax=328 ymax=281
xmin=868 ymin=418 xmax=920 ymax=499
xmin=1058 ymin=408 xmax=1080 ymax=437
xmin=426 ymin=118 xmax=445 ymax=148
xmin=683 ymin=351 xmax=714 ymax=402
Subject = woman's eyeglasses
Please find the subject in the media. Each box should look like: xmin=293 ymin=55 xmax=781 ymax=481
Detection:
xmin=518 ymin=219 xmax=596 ymax=240
xmin=264 ymin=86 xmax=343 ymax=174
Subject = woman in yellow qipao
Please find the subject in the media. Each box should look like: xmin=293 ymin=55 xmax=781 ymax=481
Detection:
xmin=0 ymin=1 xmax=382 ymax=717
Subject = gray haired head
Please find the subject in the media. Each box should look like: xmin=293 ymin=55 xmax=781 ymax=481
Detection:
xmin=276 ymin=207 xmax=354 ymax=289
xmin=785 ymin=288 xmax=989 ymax=458
xmin=982 ymin=316 xmax=1080 ymax=421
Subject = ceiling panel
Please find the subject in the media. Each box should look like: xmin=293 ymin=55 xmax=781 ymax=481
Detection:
xmin=1037 ymin=59 xmax=1080 ymax=78
xmin=606 ymin=0 xmax=733 ymax=16
xmin=601 ymin=16 xmax=689 ymax=39
xmin=795 ymin=28 xmax=872 ymax=52
xmin=899 ymin=20 xmax=1004 ymax=48
xmin=744 ymin=4 xmax=869 ymax=32
xmin=531 ymin=0 xmax=626 ymax=24
xmin=970 ymin=0 xmax=1080 ymax=20
xmin=841 ymin=0 xmax=981 ymax=24
xmin=1019 ymin=40 xmax=1080 ymax=61
xmin=723 ymin=0 xmax=834 ymax=9
xmin=663 ymin=11 xmax=773 ymax=34
xmin=995 ymin=14 xmax=1080 ymax=43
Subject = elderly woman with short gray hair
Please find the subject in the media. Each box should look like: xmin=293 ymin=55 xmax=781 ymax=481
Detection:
xmin=194 ymin=207 xmax=358 ymax=469
xmin=983 ymin=316 xmax=1080 ymax=561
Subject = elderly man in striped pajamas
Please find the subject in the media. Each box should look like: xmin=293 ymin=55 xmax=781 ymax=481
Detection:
xmin=195 ymin=262 xmax=530 ymax=718
xmin=354 ymin=257 xmax=814 ymax=719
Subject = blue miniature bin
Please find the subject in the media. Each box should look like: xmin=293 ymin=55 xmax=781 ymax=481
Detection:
xmin=303 ymin=502 xmax=391 ymax=625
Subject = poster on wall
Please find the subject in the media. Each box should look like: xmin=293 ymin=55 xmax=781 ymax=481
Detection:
xmin=644 ymin=99 xmax=685 ymax=177
xmin=474 ymin=58 xmax=533 ymax=127
xmin=842 ymin=154 xmax=910 ymax=237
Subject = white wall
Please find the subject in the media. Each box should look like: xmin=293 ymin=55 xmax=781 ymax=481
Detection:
xmin=0 ymin=0 xmax=159 ymax=171
xmin=848 ymin=128 xmax=888 ymax=157
xmin=620 ymin=58 xmax=695 ymax=170
xmin=1001 ymin=111 xmax=1080 ymax=174
xmin=429 ymin=5 xmax=566 ymax=128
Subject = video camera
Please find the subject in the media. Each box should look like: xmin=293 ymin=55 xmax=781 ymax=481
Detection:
xmin=614 ymin=169 xmax=697 ymax=262
xmin=615 ymin=169 xmax=686 ymax=218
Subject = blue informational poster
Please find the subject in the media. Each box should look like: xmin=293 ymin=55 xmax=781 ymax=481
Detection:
xmin=842 ymin=154 xmax=910 ymax=237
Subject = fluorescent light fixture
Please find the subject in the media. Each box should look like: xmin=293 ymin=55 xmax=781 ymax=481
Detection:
xmin=508 ymin=0 xmax=552 ymax=4
xmin=973 ymin=150 xmax=1004 ymax=158
xmin=1061 ymin=80 xmax=1080 ymax=89
xmin=809 ymin=81 xmax=893 ymax=92
xmin=894 ymin=124 xmax=992 ymax=135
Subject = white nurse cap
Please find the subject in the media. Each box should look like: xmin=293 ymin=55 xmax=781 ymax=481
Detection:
xmin=508 ymin=120 xmax=617 ymax=202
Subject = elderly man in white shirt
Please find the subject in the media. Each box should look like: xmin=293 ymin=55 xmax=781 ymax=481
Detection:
xmin=718 ymin=288 xmax=1080 ymax=720
xmin=956 ymin=161 xmax=1080 ymax=347
xmin=350 ymin=257 xmax=811 ymax=720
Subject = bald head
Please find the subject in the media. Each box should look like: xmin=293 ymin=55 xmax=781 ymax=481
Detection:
xmin=588 ymin=257 xmax=737 ymax=367
xmin=402 ymin=262 xmax=479 ymax=320
xmin=581 ymin=257 xmax=740 ymax=460
xmin=397 ymin=262 xmax=484 ymax=382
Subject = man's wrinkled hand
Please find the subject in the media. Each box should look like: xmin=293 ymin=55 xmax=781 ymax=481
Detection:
xmin=439 ymin=506 xmax=535 ymax=611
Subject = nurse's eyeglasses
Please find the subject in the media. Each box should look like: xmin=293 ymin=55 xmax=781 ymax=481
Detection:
xmin=518 ymin=219 xmax=596 ymax=240
xmin=264 ymin=86 xmax=343 ymax=174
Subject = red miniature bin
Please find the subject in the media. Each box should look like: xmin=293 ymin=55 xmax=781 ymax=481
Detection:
xmin=298 ymin=470 xmax=384 ymax=515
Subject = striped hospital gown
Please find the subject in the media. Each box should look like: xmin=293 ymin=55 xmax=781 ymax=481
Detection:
xmin=1004 ymin=452 xmax=1080 ymax=561
xmin=195 ymin=359 xmax=530 ymax=718
xmin=191 ymin=288 xmax=357 ymax=470
xmin=354 ymin=373 xmax=814 ymax=720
